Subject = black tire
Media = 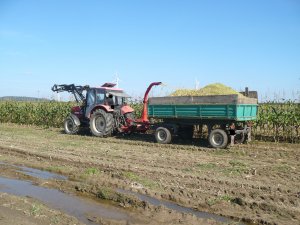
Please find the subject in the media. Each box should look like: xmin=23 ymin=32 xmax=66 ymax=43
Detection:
xmin=178 ymin=126 xmax=194 ymax=139
xmin=208 ymin=129 xmax=229 ymax=149
xmin=90 ymin=109 xmax=114 ymax=137
xmin=64 ymin=116 xmax=79 ymax=134
xmin=155 ymin=127 xmax=172 ymax=144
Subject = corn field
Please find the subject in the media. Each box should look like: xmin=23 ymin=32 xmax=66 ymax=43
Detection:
xmin=0 ymin=100 xmax=299 ymax=142
xmin=0 ymin=101 xmax=76 ymax=127
xmin=253 ymin=101 xmax=300 ymax=142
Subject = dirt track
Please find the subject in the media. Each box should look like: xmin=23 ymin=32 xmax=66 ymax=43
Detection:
xmin=0 ymin=123 xmax=299 ymax=225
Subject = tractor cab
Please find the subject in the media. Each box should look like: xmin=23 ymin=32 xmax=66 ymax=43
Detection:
xmin=83 ymin=83 xmax=132 ymax=120
xmin=86 ymin=83 xmax=131 ymax=109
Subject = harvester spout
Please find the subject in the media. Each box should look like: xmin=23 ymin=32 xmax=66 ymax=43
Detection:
xmin=141 ymin=82 xmax=162 ymax=122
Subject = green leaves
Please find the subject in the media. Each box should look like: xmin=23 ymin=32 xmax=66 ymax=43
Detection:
xmin=0 ymin=101 xmax=76 ymax=128
xmin=254 ymin=101 xmax=300 ymax=142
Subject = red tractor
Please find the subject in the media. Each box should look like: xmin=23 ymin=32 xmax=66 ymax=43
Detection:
xmin=51 ymin=82 xmax=161 ymax=137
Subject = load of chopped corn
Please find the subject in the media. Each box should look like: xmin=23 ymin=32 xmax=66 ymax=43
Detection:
xmin=170 ymin=83 xmax=242 ymax=96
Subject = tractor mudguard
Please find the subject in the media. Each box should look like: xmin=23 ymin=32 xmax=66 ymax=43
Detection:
xmin=69 ymin=114 xmax=81 ymax=126
xmin=88 ymin=105 xmax=113 ymax=118
xmin=99 ymin=105 xmax=114 ymax=112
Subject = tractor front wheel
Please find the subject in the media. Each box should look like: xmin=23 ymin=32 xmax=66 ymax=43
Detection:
xmin=64 ymin=116 xmax=79 ymax=135
xmin=90 ymin=109 xmax=113 ymax=137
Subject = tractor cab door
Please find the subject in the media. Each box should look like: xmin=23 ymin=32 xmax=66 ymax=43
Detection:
xmin=85 ymin=89 xmax=96 ymax=118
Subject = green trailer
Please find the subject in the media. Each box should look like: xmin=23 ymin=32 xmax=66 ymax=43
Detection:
xmin=148 ymin=94 xmax=258 ymax=148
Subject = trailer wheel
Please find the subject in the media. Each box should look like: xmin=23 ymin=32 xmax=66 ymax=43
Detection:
xmin=64 ymin=116 xmax=79 ymax=134
xmin=90 ymin=109 xmax=113 ymax=137
xmin=208 ymin=129 xmax=228 ymax=149
xmin=155 ymin=127 xmax=172 ymax=144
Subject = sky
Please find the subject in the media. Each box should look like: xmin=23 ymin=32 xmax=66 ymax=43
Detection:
xmin=0 ymin=0 xmax=299 ymax=102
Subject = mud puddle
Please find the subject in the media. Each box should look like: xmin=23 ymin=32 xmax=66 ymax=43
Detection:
xmin=17 ymin=165 xmax=67 ymax=180
xmin=0 ymin=161 xmax=132 ymax=225
xmin=0 ymin=176 xmax=131 ymax=225
xmin=0 ymin=161 xmax=245 ymax=224
xmin=117 ymin=189 xmax=245 ymax=224
xmin=0 ymin=161 xmax=67 ymax=180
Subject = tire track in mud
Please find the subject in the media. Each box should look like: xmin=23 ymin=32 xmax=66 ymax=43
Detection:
xmin=0 ymin=146 xmax=248 ymax=221
xmin=1 ymin=142 xmax=298 ymax=196
xmin=1 ymin=124 xmax=300 ymax=225
xmin=1 ymin=144 xmax=300 ymax=225
xmin=0 ymin=144 xmax=298 ymax=199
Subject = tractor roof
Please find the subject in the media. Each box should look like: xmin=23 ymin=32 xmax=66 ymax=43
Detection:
xmin=97 ymin=86 xmax=123 ymax=91
xmin=91 ymin=83 xmax=123 ymax=91
xmin=102 ymin=83 xmax=116 ymax=88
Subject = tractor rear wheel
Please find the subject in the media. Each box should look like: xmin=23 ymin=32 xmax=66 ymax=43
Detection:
xmin=64 ymin=116 xmax=79 ymax=134
xmin=90 ymin=109 xmax=113 ymax=137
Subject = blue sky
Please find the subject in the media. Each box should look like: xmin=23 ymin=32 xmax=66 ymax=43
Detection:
xmin=0 ymin=0 xmax=299 ymax=101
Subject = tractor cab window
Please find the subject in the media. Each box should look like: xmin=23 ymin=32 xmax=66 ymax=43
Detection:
xmin=96 ymin=92 xmax=105 ymax=104
xmin=107 ymin=91 xmax=129 ymax=106
xmin=105 ymin=94 xmax=114 ymax=106
xmin=114 ymin=96 xmax=124 ymax=106
xmin=86 ymin=90 xmax=95 ymax=106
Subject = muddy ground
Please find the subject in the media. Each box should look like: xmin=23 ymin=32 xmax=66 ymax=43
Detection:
xmin=0 ymin=192 xmax=84 ymax=225
xmin=0 ymin=123 xmax=299 ymax=225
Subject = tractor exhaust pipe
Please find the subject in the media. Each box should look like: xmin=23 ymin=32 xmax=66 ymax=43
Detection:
xmin=141 ymin=82 xmax=162 ymax=122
